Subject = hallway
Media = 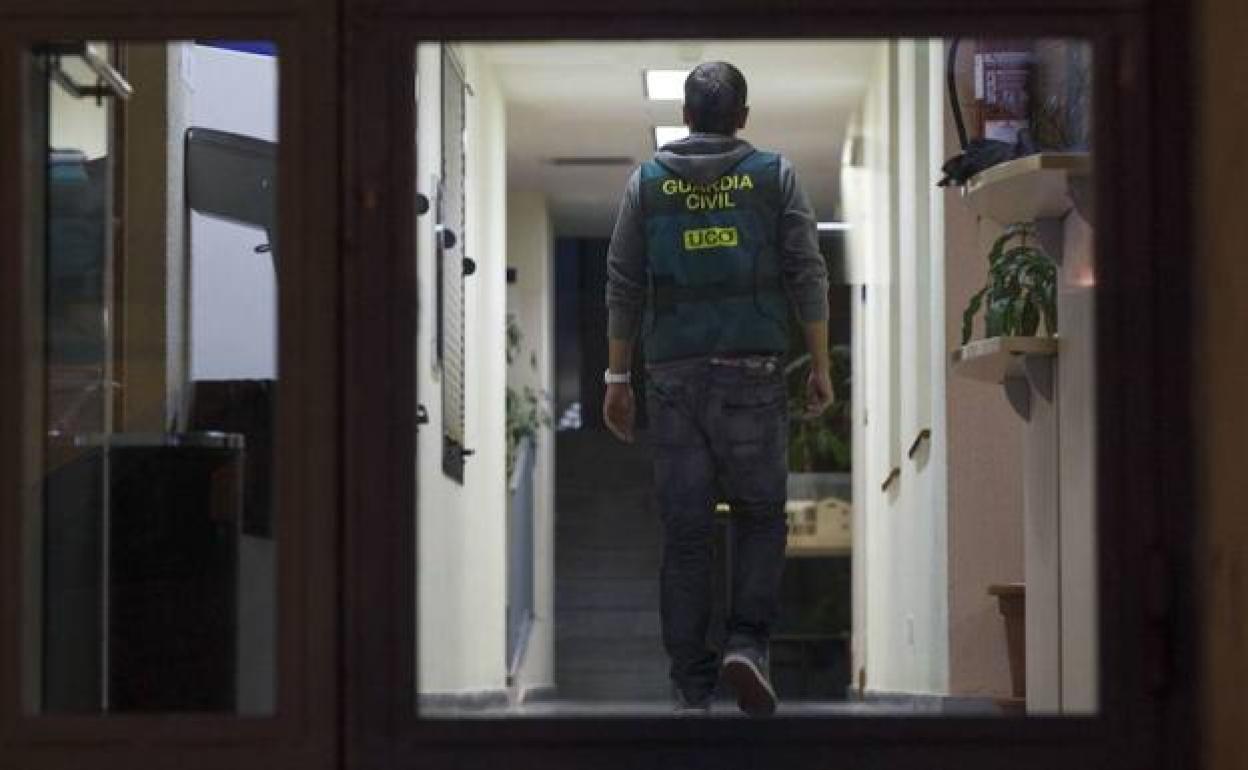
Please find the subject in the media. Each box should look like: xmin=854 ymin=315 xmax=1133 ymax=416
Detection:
xmin=425 ymin=430 xmax=996 ymax=717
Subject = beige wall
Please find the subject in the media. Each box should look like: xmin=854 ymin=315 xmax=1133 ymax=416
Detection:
xmin=48 ymin=52 xmax=110 ymax=160
xmin=118 ymin=44 xmax=177 ymax=433
xmin=504 ymin=189 xmax=556 ymax=698
xmin=1199 ymin=0 xmax=1248 ymax=766
xmin=415 ymin=43 xmax=510 ymax=696
xmin=942 ymin=40 xmax=1098 ymax=708
xmin=942 ymin=57 xmax=1025 ymax=699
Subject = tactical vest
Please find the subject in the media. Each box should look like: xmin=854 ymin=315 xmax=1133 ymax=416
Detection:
xmin=639 ymin=150 xmax=790 ymax=363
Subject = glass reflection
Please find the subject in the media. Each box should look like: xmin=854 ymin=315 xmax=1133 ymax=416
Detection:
xmin=413 ymin=38 xmax=1094 ymax=719
xmin=30 ymin=41 xmax=279 ymax=714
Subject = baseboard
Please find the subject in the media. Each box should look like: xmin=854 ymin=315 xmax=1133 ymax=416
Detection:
xmin=418 ymin=689 xmax=510 ymax=713
xmin=515 ymin=684 xmax=558 ymax=704
xmin=854 ymin=689 xmax=1005 ymax=715
xmin=505 ymin=612 xmax=536 ymax=683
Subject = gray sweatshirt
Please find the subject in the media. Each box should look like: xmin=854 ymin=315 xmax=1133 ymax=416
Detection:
xmin=605 ymin=132 xmax=829 ymax=341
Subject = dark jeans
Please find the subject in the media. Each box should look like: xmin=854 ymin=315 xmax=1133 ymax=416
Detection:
xmin=645 ymin=356 xmax=790 ymax=702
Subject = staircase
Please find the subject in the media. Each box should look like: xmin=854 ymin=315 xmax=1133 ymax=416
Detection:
xmin=554 ymin=429 xmax=670 ymax=701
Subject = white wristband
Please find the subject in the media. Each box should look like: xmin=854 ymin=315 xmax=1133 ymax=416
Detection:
xmin=603 ymin=369 xmax=631 ymax=385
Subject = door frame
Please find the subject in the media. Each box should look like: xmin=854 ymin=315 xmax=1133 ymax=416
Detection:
xmin=342 ymin=1 xmax=1195 ymax=769
xmin=0 ymin=6 xmax=342 ymax=769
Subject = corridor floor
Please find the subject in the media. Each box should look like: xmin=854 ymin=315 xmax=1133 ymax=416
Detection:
xmin=467 ymin=429 xmax=1006 ymax=721
xmin=420 ymin=696 xmax=1003 ymax=718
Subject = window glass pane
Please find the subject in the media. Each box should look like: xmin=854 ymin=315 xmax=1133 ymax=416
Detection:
xmin=27 ymin=40 xmax=279 ymax=714
xmin=412 ymin=37 xmax=1097 ymax=720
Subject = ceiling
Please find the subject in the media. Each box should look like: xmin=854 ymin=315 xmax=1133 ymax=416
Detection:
xmin=478 ymin=40 xmax=879 ymax=236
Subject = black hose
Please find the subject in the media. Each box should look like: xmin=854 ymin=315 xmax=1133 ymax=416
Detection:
xmin=947 ymin=38 xmax=969 ymax=151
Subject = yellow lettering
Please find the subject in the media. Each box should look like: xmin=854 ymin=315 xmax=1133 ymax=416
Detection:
xmin=667 ymin=175 xmax=756 ymax=198
xmin=684 ymin=191 xmax=737 ymax=211
xmin=683 ymin=226 xmax=740 ymax=250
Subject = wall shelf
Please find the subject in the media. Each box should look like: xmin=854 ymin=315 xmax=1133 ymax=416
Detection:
xmin=961 ymin=152 xmax=1091 ymax=227
xmin=951 ymin=335 xmax=1059 ymax=385
xmin=952 ymin=336 xmax=1059 ymax=420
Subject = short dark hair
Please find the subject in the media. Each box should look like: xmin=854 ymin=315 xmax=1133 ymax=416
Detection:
xmin=684 ymin=61 xmax=748 ymax=135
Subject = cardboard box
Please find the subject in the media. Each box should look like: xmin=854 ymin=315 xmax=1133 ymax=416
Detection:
xmin=785 ymin=497 xmax=852 ymax=555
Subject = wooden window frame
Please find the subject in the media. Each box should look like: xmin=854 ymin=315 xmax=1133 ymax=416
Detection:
xmin=0 ymin=9 xmax=341 ymax=770
xmin=0 ymin=0 xmax=1196 ymax=768
xmin=343 ymin=2 xmax=1195 ymax=770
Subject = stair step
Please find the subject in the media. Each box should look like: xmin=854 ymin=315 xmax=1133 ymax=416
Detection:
xmin=554 ymin=673 xmax=671 ymax=702
xmin=556 ymin=609 xmax=661 ymax=638
xmin=555 ymin=430 xmax=673 ymax=702
xmin=557 ymin=547 xmax=660 ymax=579
xmin=555 ymin=522 xmax=662 ymax=547
xmin=556 ymin=577 xmax=659 ymax=610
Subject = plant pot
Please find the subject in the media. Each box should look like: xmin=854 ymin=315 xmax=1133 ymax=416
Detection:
xmin=989 ymin=583 xmax=1026 ymax=713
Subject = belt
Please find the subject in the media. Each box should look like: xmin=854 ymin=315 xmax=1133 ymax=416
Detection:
xmin=646 ymin=353 xmax=782 ymax=373
xmin=708 ymin=354 xmax=781 ymax=372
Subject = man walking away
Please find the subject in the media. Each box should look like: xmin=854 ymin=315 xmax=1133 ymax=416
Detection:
xmin=602 ymin=61 xmax=834 ymax=716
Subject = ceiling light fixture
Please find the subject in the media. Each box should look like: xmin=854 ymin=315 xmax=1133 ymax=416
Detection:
xmin=817 ymin=222 xmax=853 ymax=232
xmin=653 ymin=125 xmax=689 ymax=149
xmin=643 ymin=69 xmax=688 ymax=101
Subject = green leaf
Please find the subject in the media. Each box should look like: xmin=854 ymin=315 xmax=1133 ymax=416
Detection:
xmin=962 ymin=286 xmax=988 ymax=344
xmin=1020 ymin=294 xmax=1040 ymax=336
xmin=987 ymin=230 xmax=1010 ymax=267
xmin=832 ymin=434 xmax=852 ymax=471
xmin=986 ymin=294 xmax=1011 ymax=337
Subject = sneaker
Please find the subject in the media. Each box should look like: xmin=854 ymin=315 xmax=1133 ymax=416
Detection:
xmin=720 ymin=649 xmax=777 ymax=717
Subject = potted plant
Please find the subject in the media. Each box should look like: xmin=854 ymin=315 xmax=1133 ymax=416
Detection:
xmin=785 ymin=344 xmax=852 ymax=474
xmin=960 ymin=222 xmax=1058 ymax=346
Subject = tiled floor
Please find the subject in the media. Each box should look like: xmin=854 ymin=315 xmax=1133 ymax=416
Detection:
xmin=420 ymin=697 xmax=1005 ymax=719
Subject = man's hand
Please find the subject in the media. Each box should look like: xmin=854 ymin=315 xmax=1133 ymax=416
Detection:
xmin=804 ymin=367 xmax=835 ymax=419
xmin=603 ymin=383 xmax=636 ymax=443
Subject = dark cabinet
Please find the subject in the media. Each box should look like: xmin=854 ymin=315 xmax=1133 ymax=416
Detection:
xmin=43 ymin=434 xmax=243 ymax=712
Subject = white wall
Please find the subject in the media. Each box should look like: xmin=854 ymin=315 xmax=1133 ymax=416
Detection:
xmin=181 ymin=42 xmax=279 ymax=715
xmin=843 ymin=42 xmax=886 ymax=697
xmin=49 ymin=54 xmax=111 ymax=159
xmin=163 ymin=44 xmax=192 ymax=425
xmin=504 ymin=190 xmax=556 ymax=697
xmin=415 ymin=43 xmax=510 ymax=696
xmin=847 ymin=40 xmax=950 ymax=698
xmin=187 ymin=44 xmax=279 ymax=381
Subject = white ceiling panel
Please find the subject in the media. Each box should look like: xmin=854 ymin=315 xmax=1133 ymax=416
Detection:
xmin=477 ymin=40 xmax=879 ymax=236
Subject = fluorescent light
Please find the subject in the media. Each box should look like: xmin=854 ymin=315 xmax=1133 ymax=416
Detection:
xmin=644 ymin=69 xmax=688 ymax=101
xmin=817 ymin=221 xmax=852 ymax=232
xmin=654 ymin=125 xmax=689 ymax=148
